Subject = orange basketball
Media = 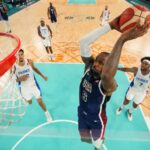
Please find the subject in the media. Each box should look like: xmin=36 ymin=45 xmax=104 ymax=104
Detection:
xmin=119 ymin=4 xmax=150 ymax=32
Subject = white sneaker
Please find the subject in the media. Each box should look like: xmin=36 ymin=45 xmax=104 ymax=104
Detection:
xmin=116 ymin=107 xmax=122 ymax=115
xmin=51 ymin=55 xmax=55 ymax=61
xmin=47 ymin=117 xmax=52 ymax=122
xmin=127 ymin=109 xmax=132 ymax=121
xmin=48 ymin=55 xmax=52 ymax=60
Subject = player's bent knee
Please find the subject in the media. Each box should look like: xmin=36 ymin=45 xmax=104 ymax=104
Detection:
xmin=37 ymin=98 xmax=43 ymax=104
xmin=28 ymin=100 xmax=32 ymax=104
xmin=81 ymin=138 xmax=92 ymax=144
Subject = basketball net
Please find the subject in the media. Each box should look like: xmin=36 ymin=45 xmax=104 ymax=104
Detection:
xmin=0 ymin=33 xmax=27 ymax=128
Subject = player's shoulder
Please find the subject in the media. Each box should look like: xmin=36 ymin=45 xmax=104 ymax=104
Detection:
xmin=27 ymin=59 xmax=33 ymax=65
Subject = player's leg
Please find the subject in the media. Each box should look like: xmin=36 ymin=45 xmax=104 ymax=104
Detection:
xmin=47 ymin=38 xmax=55 ymax=60
xmin=91 ymin=120 xmax=103 ymax=150
xmin=79 ymin=128 xmax=92 ymax=144
xmin=52 ymin=14 xmax=57 ymax=23
xmin=78 ymin=109 xmax=92 ymax=144
xmin=33 ymin=85 xmax=52 ymax=122
xmin=116 ymin=87 xmax=134 ymax=115
xmin=42 ymin=38 xmax=50 ymax=54
xmin=50 ymin=14 xmax=54 ymax=23
xmin=127 ymin=92 xmax=146 ymax=121
xmin=27 ymin=99 xmax=32 ymax=104
xmin=49 ymin=46 xmax=53 ymax=54
xmin=20 ymin=86 xmax=33 ymax=104
xmin=45 ymin=47 xmax=50 ymax=54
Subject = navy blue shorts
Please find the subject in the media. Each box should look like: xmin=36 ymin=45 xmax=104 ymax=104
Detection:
xmin=78 ymin=107 xmax=104 ymax=141
xmin=50 ymin=14 xmax=57 ymax=23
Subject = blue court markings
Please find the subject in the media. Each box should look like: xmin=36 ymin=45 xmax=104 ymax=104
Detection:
xmin=67 ymin=0 xmax=96 ymax=4
xmin=0 ymin=64 xmax=149 ymax=150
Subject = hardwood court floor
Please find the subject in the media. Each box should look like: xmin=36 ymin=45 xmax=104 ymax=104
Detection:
xmin=0 ymin=0 xmax=150 ymax=117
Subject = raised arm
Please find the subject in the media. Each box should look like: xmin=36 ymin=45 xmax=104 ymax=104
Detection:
xmin=80 ymin=23 xmax=112 ymax=70
xmin=79 ymin=16 xmax=121 ymax=71
xmin=118 ymin=67 xmax=138 ymax=74
xmin=29 ymin=60 xmax=48 ymax=81
xmin=101 ymin=23 xmax=150 ymax=94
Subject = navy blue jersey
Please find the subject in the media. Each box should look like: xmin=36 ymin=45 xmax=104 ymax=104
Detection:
xmin=79 ymin=70 xmax=106 ymax=119
xmin=49 ymin=6 xmax=55 ymax=15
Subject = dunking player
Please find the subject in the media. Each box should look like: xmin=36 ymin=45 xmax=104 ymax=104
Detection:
xmin=13 ymin=49 xmax=52 ymax=122
xmin=37 ymin=18 xmax=55 ymax=61
xmin=116 ymin=57 xmax=150 ymax=121
xmin=78 ymin=16 xmax=149 ymax=150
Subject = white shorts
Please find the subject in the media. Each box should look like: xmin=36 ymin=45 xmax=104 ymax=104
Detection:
xmin=126 ymin=86 xmax=147 ymax=104
xmin=42 ymin=36 xmax=51 ymax=47
xmin=20 ymin=84 xmax=41 ymax=101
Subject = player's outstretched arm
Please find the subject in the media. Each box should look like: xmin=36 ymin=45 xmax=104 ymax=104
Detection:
xmin=101 ymin=22 xmax=149 ymax=95
xmin=118 ymin=67 xmax=138 ymax=74
xmin=29 ymin=60 xmax=48 ymax=81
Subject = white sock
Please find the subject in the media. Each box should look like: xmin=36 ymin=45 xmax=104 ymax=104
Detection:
xmin=45 ymin=111 xmax=52 ymax=119
xmin=129 ymin=107 xmax=137 ymax=114
xmin=45 ymin=110 xmax=49 ymax=116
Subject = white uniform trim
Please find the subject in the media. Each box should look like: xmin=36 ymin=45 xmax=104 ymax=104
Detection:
xmin=92 ymin=81 xmax=106 ymax=149
xmin=80 ymin=23 xmax=111 ymax=57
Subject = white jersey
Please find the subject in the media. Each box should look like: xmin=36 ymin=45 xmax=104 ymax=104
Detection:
xmin=102 ymin=10 xmax=110 ymax=20
xmin=14 ymin=59 xmax=37 ymax=87
xmin=131 ymin=67 xmax=150 ymax=92
xmin=39 ymin=25 xmax=50 ymax=38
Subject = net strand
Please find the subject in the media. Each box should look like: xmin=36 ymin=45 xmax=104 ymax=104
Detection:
xmin=0 ymin=73 xmax=27 ymax=128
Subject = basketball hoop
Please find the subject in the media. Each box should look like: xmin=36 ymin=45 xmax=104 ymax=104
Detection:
xmin=0 ymin=33 xmax=27 ymax=128
xmin=0 ymin=32 xmax=21 ymax=77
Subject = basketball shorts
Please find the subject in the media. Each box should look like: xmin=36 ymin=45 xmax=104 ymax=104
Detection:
xmin=20 ymin=84 xmax=41 ymax=101
xmin=42 ymin=36 xmax=51 ymax=47
xmin=78 ymin=108 xmax=103 ymax=140
xmin=50 ymin=14 xmax=57 ymax=22
xmin=126 ymin=86 xmax=147 ymax=104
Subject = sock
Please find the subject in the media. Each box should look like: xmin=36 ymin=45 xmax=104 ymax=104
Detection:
xmin=129 ymin=107 xmax=137 ymax=114
xmin=45 ymin=111 xmax=52 ymax=119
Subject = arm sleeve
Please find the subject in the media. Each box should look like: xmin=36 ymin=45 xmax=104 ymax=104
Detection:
xmin=80 ymin=23 xmax=111 ymax=58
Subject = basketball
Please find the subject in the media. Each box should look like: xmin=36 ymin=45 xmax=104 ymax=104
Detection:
xmin=119 ymin=4 xmax=150 ymax=32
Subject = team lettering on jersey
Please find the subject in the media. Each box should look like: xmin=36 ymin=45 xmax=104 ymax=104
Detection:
xmin=18 ymin=68 xmax=30 ymax=75
xmin=135 ymin=77 xmax=149 ymax=84
xmin=82 ymin=79 xmax=92 ymax=93
xmin=132 ymin=67 xmax=150 ymax=91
